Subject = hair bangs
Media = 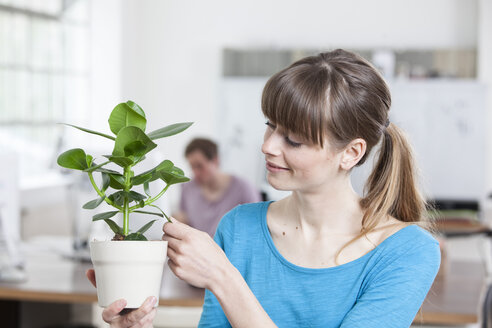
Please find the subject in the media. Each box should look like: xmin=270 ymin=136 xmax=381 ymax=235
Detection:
xmin=261 ymin=64 xmax=330 ymax=147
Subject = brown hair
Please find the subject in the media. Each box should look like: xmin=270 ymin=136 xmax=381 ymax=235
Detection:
xmin=261 ymin=49 xmax=428 ymax=249
xmin=185 ymin=138 xmax=218 ymax=160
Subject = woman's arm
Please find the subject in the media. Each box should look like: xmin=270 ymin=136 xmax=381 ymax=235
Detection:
xmin=162 ymin=218 xmax=277 ymax=328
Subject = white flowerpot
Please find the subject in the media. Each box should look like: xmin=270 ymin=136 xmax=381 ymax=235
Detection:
xmin=90 ymin=240 xmax=167 ymax=308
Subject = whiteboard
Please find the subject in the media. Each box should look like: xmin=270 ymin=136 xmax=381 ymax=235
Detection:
xmin=388 ymin=80 xmax=487 ymax=200
xmin=219 ymin=78 xmax=487 ymax=201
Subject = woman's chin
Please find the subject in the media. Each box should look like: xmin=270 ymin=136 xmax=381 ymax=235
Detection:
xmin=266 ymin=175 xmax=292 ymax=191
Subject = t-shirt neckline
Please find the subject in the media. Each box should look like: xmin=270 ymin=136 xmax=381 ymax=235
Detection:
xmin=259 ymin=200 xmax=417 ymax=274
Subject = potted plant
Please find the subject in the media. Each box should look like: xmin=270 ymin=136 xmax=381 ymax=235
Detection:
xmin=57 ymin=100 xmax=192 ymax=308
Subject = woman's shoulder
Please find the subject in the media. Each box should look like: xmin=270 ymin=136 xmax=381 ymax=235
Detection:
xmin=370 ymin=216 xmax=438 ymax=250
xmin=388 ymin=224 xmax=438 ymax=248
xmin=371 ymin=224 xmax=440 ymax=269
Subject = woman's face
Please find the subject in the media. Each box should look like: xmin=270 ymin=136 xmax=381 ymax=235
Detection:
xmin=261 ymin=121 xmax=344 ymax=193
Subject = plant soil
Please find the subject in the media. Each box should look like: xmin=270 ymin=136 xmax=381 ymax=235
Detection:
xmin=112 ymin=234 xmax=125 ymax=241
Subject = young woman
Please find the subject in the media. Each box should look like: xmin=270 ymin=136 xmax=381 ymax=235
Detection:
xmin=92 ymin=49 xmax=440 ymax=327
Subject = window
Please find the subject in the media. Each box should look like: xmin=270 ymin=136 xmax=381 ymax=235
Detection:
xmin=0 ymin=0 xmax=90 ymax=178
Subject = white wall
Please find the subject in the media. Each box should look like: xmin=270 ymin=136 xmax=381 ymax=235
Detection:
xmin=119 ymin=0 xmax=478 ymax=170
xmin=88 ymin=0 xmax=123 ymax=148
xmin=478 ymin=0 xmax=492 ymax=193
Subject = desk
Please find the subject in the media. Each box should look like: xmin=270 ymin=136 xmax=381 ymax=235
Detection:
xmin=419 ymin=260 xmax=486 ymax=325
xmin=0 ymin=244 xmax=485 ymax=326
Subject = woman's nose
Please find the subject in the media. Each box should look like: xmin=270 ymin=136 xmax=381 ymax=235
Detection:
xmin=261 ymin=130 xmax=282 ymax=156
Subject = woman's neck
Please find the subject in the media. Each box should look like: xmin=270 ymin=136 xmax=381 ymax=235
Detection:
xmin=285 ymin=178 xmax=364 ymax=236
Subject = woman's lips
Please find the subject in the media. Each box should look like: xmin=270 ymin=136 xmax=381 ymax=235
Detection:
xmin=266 ymin=161 xmax=289 ymax=172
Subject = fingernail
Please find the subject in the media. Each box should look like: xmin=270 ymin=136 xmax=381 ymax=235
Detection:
xmin=149 ymin=296 xmax=157 ymax=307
xmin=118 ymin=299 xmax=127 ymax=308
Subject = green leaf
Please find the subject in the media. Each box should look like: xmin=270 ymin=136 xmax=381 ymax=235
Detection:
xmin=136 ymin=220 xmax=157 ymax=234
xmin=125 ymin=100 xmax=146 ymax=119
xmin=124 ymin=140 xmax=148 ymax=158
xmin=112 ymin=126 xmax=157 ymax=159
xmin=133 ymin=155 xmax=146 ymax=165
xmin=104 ymin=155 xmax=134 ymax=167
xmin=132 ymin=160 xmax=173 ymax=185
xmin=134 ymin=210 xmax=163 ymax=218
xmin=103 ymin=219 xmax=123 ymax=235
xmin=112 ymin=174 xmax=126 ymax=185
xmin=128 ymin=191 xmax=147 ymax=202
xmin=101 ymin=173 xmax=110 ymax=191
xmin=173 ymin=166 xmax=185 ymax=175
xmin=147 ymin=122 xmax=193 ymax=140
xmin=93 ymin=211 xmax=119 ymax=221
xmin=57 ymin=148 xmax=88 ymax=170
xmin=108 ymin=191 xmax=126 ymax=206
xmin=109 ymin=174 xmax=126 ymax=189
xmin=143 ymin=182 xmax=151 ymax=197
xmin=84 ymin=160 xmax=111 ymax=173
xmin=108 ymin=102 xmax=147 ymax=135
xmin=108 ymin=191 xmax=146 ymax=206
xmin=86 ymin=154 xmax=93 ymax=168
xmin=61 ymin=123 xmax=115 ymax=141
xmin=91 ymin=167 xmax=121 ymax=175
xmin=158 ymin=165 xmax=190 ymax=185
xmin=132 ymin=171 xmax=153 ymax=185
xmin=124 ymin=233 xmax=147 ymax=241
xmin=83 ymin=196 xmax=105 ymax=209
xmin=149 ymin=204 xmax=171 ymax=222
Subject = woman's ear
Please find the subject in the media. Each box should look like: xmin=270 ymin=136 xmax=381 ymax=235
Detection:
xmin=340 ymin=138 xmax=367 ymax=171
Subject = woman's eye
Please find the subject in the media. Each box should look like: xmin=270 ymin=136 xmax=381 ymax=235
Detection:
xmin=265 ymin=121 xmax=302 ymax=147
xmin=284 ymin=136 xmax=302 ymax=148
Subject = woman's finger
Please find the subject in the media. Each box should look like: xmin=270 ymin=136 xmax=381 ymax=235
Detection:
xmin=167 ymin=246 xmax=178 ymax=261
xmin=130 ymin=308 xmax=157 ymax=328
xmin=86 ymin=269 xmax=96 ymax=288
xmin=162 ymin=217 xmax=191 ymax=240
xmin=162 ymin=234 xmax=181 ymax=252
xmin=120 ymin=296 xmax=157 ymax=327
xmin=102 ymin=299 xmax=127 ymax=323
xmin=167 ymin=258 xmax=179 ymax=277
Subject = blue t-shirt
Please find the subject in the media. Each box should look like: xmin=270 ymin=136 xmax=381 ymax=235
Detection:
xmin=198 ymin=201 xmax=441 ymax=327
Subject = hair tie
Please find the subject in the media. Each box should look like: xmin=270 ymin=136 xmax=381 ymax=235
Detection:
xmin=385 ymin=119 xmax=390 ymax=128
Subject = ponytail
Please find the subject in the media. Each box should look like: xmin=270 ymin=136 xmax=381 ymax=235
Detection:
xmin=335 ymin=123 xmax=429 ymax=264
xmin=360 ymin=123 xmax=427 ymax=230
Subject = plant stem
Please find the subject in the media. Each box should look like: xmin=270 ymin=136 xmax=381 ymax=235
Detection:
xmin=87 ymin=172 xmax=122 ymax=210
xmin=128 ymin=183 xmax=170 ymax=211
xmin=147 ymin=183 xmax=170 ymax=205
xmin=123 ymin=166 xmax=132 ymax=236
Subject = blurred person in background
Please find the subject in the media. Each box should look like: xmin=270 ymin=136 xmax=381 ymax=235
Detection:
xmin=173 ymin=138 xmax=261 ymax=236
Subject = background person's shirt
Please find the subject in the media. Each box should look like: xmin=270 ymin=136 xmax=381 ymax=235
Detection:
xmin=179 ymin=176 xmax=261 ymax=236
xmin=198 ymin=201 xmax=441 ymax=328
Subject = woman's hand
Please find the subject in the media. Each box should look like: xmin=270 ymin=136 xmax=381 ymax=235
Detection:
xmin=163 ymin=219 xmax=278 ymax=328
xmin=162 ymin=217 xmax=232 ymax=291
xmin=85 ymin=269 xmax=157 ymax=327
